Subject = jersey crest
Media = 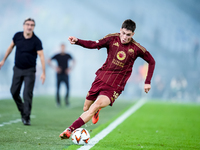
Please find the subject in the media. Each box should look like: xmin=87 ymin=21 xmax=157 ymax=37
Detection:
xmin=128 ymin=49 xmax=134 ymax=56
xmin=117 ymin=51 xmax=126 ymax=61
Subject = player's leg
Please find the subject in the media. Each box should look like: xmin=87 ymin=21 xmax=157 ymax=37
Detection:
xmin=22 ymin=68 xmax=35 ymax=125
xmin=59 ymin=99 xmax=94 ymax=139
xmin=59 ymin=95 xmax=110 ymax=139
xmin=83 ymin=92 xmax=99 ymax=123
xmin=10 ymin=66 xmax=24 ymax=121
xmin=83 ymin=98 xmax=100 ymax=124
xmin=56 ymin=75 xmax=61 ymax=106
xmin=83 ymin=99 xmax=94 ymax=112
xmin=81 ymin=95 xmax=110 ymax=123
xmin=60 ymin=77 xmax=102 ymax=139
xmin=64 ymin=75 xmax=69 ymax=106
xmin=92 ymin=89 xmax=122 ymax=124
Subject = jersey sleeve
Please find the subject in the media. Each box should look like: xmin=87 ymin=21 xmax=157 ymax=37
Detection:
xmin=51 ymin=54 xmax=57 ymax=60
xmin=137 ymin=45 xmax=156 ymax=84
xmin=76 ymin=35 xmax=111 ymax=50
xmin=35 ymin=38 xmax=43 ymax=51
xmin=12 ymin=32 xmax=19 ymax=44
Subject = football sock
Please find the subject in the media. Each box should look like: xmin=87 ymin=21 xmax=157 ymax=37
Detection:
xmin=69 ymin=117 xmax=85 ymax=132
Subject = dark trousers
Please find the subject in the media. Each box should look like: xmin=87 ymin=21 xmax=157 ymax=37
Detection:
xmin=10 ymin=66 xmax=36 ymax=120
xmin=56 ymin=74 xmax=69 ymax=105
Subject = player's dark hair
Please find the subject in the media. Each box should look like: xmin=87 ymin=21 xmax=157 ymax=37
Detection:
xmin=23 ymin=18 xmax=35 ymax=26
xmin=121 ymin=19 xmax=136 ymax=32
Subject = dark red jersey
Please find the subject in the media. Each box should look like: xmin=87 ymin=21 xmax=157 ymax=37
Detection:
xmin=76 ymin=33 xmax=155 ymax=90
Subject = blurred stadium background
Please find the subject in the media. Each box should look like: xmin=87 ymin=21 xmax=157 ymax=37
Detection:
xmin=0 ymin=0 xmax=200 ymax=102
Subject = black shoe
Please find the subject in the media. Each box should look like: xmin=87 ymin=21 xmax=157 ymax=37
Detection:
xmin=23 ymin=119 xmax=31 ymax=125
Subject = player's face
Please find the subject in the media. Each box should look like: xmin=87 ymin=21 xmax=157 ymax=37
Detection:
xmin=61 ymin=44 xmax=65 ymax=53
xmin=120 ymin=28 xmax=134 ymax=44
xmin=23 ymin=20 xmax=35 ymax=35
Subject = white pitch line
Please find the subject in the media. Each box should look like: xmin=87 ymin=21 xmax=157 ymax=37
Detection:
xmin=0 ymin=115 xmax=36 ymax=127
xmin=0 ymin=119 xmax=22 ymax=127
xmin=78 ymin=99 xmax=146 ymax=150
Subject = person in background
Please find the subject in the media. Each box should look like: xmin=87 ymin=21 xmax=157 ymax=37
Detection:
xmin=0 ymin=18 xmax=46 ymax=125
xmin=48 ymin=43 xmax=75 ymax=107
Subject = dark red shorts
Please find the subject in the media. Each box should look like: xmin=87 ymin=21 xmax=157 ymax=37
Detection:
xmin=86 ymin=77 xmax=122 ymax=106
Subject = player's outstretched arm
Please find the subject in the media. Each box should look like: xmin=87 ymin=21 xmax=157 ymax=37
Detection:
xmin=68 ymin=36 xmax=78 ymax=44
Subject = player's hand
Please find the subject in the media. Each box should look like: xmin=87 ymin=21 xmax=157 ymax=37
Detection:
xmin=68 ymin=36 xmax=78 ymax=44
xmin=56 ymin=67 xmax=62 ymax=74
xmin=65 ymin=68 xmax=71 ymax=74
xmin=0 ymin=61 xmax=5 ymax=70
xmin=40 ymin=73 xmax=45 ymax=84
xmin=144 ymin=84 xmax=151 ymax=93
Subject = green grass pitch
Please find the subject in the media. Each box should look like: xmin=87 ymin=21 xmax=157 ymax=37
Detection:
xmin=0 ymin=96 xmax=200 ymax=150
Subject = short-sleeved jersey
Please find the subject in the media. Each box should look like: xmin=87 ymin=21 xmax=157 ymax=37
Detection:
xmin=51 ymin=53 xmax=73 ymax=74
xmin=76 ymin=33 xmax=155 ymax=90
xmin=13 ymin=32 xmax=43 ymax=69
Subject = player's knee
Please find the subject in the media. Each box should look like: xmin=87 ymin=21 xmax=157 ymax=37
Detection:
xmin=92 ymin=103 xmax=101 ymax=112
xmin=83 ymin=105 xmax=89 ymax=112
xmin=23 ymin=91 xmax=33 ymax=100
xmin=83 ymin=107 xmax=87 ymax=112
xmin=10 ymin=88 xmax=18 ymax=98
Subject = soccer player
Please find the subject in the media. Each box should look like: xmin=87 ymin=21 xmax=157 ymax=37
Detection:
xmin=59 ymin=19 xmax=155 ymax=139
xmin=48 ymin=43 xmax=75 ymax=107
xmin=0 ymin=18 xmax=45 ymax=125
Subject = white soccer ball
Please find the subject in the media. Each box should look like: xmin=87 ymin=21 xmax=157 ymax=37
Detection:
xmin=71 ymin=128 xmax=90 ymax=145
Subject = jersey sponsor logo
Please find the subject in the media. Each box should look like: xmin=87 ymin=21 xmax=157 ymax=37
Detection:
xmin=113 ymin=42 xmax=119 ymax=47
xmin=117 ymin=51 xmax=126 ymax=61
xmin=112 ymin=59 xmax=124 ymax=67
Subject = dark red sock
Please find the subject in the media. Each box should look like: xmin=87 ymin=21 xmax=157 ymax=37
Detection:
xmin=69 ymin=117 xmax=85 ymax=132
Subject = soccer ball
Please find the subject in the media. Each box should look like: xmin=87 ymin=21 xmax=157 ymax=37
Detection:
xmin=71 ymin=128 xmax=90 ymax=145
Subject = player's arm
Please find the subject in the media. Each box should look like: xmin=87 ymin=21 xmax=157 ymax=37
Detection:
xmin=144 ymin=84 xmax=151 ymax=93
xmin=68 ymin=36 xmax=78 ymax=44
xmin=66 ymin=58 xmax=76 ymax=74
xmin=142 ymin=51 xmax=155 ymax=83
xmin=68 ymin=36 xmax=109 ymax=49
xmin=48 ymin=57 xmax=62 ymax=73
xmin=139 ymin=49 xmax=156 ymax=93
xmin=0 ymin=41 xmax=15 ymax=69
xmin=37 ymin=50 xmax=46 ymax=84
xmin=48 ymin=58 xmax=57 ymax=71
